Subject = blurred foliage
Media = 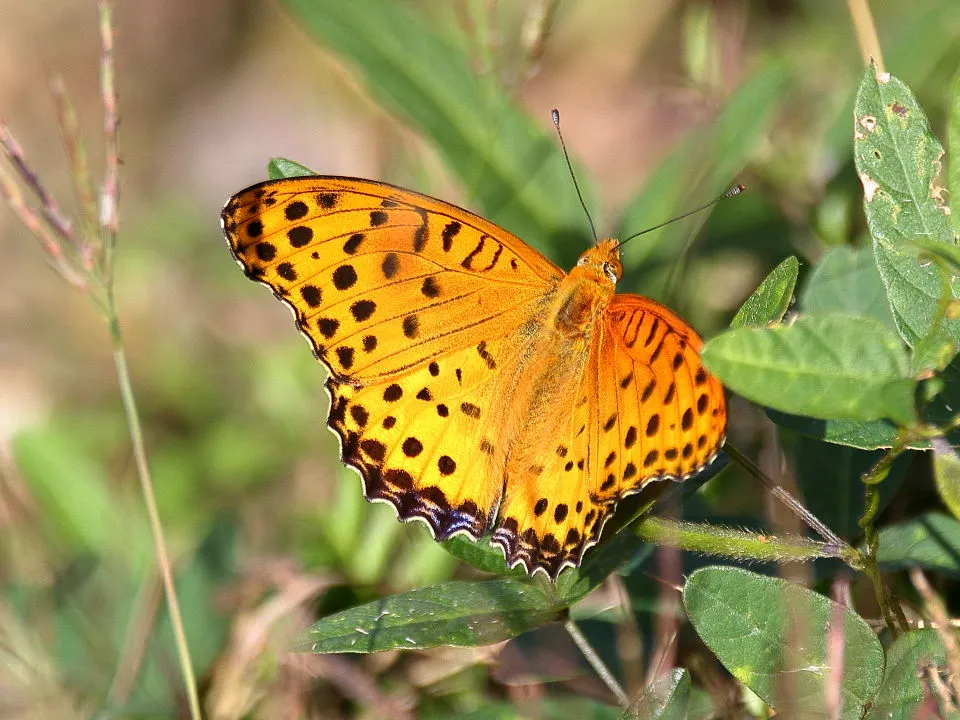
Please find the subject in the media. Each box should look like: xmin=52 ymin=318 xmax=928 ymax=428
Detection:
xmin=1 ymin=1 xmax=960 ymax=718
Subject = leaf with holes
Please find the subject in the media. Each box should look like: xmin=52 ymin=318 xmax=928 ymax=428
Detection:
xmin=683 ymin=566 xmax=883 ymax=718
xmin=854 ymin=63 xmax=958 ymax=350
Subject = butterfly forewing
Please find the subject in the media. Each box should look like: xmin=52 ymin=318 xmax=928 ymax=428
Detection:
xmin=326 ymin=334 xmax=526 ymax=542
xmin=221 ymin=177 xmax=563 ymax=384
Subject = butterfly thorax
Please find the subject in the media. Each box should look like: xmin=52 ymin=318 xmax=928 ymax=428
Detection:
xmin=553 ymin=238 xmax=622 ymax=336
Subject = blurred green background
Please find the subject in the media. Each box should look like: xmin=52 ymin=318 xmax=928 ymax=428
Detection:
xmin=0 ymin=1 xmax=958 ymax=717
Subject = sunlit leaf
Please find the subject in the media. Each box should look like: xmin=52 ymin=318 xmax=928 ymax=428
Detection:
xmin=854 ymin=63 xmax=958 ymax=349
xmin=300 ymin=579 xmax=558 ymax=653
xmin=702 ymin=314 xmax=916 ymax=425
xmin=268 ymin=157 xmax=315 ymax=179
xmin=730 ymin=256 xmax=798 ymax=329
xmin=932 ymin=437 xmax=960 ymax=522
xmin=684 ymin=567 xmax=883 ymax=718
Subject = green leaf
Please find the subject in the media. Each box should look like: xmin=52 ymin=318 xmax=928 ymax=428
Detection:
xmin=282 ymin=0 xmax=592 ymax=249
xmin=441 ymin=535 xmax=526 ymax=577
xmin=877 ymin=511 xmax=960 ymax=575
xmin=772 ymin=248 xmax=904 ymax=447
xmin=799 ymin=245 xmax=897 ymax=332
xmin=897 ymin=238 xmax=960 ymax=372
xmin=702 ymin=314 xmax=916 ymax=425
xmin=626 ymin=668 xmax=690 ymax=720
xmin=768 ymin=411 xmax=900 ymax=450
xmin=683 ymin=567 xmax=884 ymax=718
xmin=864 ymin=630 xmax=947 ymax=720
xmin=874 ymin=236 xmax=960 ymax=346
xmin=906 ymin=236 xmax=960 ymax=272
xmin=268 ymin=157 xmax=315 ymax=179
xmin=854 ymin=64 xmax=957 ymax=348
xmin=730 ymin=256 xmax=799 ymax=329
xmin=771 ymin=355 xmax=960 ymax=449
xmin=910 ymin=326 xmax=959 ymax=376
xmin=555 ymin=533 xmax=648 ymax=606
xmin=300 ymin=579 xmax=559 ymax=653
xmin=932 ymin=437 xmax=960 ymax=521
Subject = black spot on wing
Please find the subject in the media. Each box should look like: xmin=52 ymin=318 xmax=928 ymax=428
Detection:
xmin=442 ymin=221 xmax=460 ymax=251
xmin=285 ymin=201 xmax=309 ymax=220
xmin=343 ymin=233 xmax=364 ymax=254
xmin=288 ymin=226 xmax=313 ymax=248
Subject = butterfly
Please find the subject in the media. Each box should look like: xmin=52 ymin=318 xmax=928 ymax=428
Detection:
xmin=221 ymin=176 xmax=727 ymax=579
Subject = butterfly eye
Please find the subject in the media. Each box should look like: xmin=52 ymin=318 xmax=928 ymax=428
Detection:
xmin=576 ymin=256 xmax=588 ymax=267
xmin=602 ymin=262 xmax=617 ymax=283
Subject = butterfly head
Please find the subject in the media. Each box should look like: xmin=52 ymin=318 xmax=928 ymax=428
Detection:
xmin=573 ymin=237 xmax=622 ymax=287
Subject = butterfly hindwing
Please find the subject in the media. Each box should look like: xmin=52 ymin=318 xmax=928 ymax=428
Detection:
xmin=592 ymin=294 xmax=727 ymax=504
xmin=490 ymin=294 xmax=727 ymax=580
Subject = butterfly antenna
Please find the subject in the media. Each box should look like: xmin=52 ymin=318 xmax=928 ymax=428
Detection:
xmin=552 ymin=109 xmax=598 ymax=244
xmin=617 ymin=184 xmax=746 ymax=249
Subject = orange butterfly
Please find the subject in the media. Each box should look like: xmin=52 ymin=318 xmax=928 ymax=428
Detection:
xmin=221 ymin=177 xmax=726 ymax=579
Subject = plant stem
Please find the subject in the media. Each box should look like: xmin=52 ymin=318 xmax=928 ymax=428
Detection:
xmin=725 ymin=444 xmax=850 ymax=553
xmin=845 ymin=0 xmax=885 ymax=70
xmin=632 ymin=515 xmax=859 ymax=567
xmin=858 ymin=432 xmax=912 ymax=636
xmin=564 ymin=615 xmax=629 ymax=707
xmin=106 ymin=295 xmax=202 ymax=720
